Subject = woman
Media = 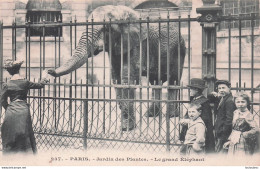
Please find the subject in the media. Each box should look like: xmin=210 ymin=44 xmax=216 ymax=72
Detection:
xmin=180 ymin=78 xmax=215 ymax=154
xmin=0 ymin=59 xmax=48 ymax=154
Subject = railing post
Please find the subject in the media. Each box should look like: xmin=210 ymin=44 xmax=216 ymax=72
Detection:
xmin=196 ymin=0 xmax=222 ymax=94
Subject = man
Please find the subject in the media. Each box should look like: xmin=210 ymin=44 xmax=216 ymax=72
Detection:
xmin=180 ymin=78 xmax=215 ymax=153
xmin=208 ymin=80 xmax=236 ymax=153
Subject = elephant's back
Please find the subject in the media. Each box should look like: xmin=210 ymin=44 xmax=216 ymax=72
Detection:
xmin=89 ymin=5 xmax=140 ymax=22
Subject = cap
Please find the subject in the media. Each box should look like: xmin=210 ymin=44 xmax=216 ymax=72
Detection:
xmin=215 ymin=80 xmax=231 ymax=87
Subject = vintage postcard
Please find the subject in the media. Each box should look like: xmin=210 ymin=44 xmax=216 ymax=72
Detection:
xmin=0 ymin=0 xmax=259 ymax=167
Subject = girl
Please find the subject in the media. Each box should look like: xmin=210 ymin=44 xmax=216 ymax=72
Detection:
xmin=180 ymin=103 xmax=206 ymax=155
xmin=223 ymin=92 xmax=258 ymax=155
xmin=0 ymin=59 xmax=48 ymax=154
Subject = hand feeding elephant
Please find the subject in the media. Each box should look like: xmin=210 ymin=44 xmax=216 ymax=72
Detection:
xmin=48 ymin=5 xmax=186 ymax=131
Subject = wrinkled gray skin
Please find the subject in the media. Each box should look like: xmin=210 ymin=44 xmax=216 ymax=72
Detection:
xmin=48 ymin=5 xmax=186 ymax=131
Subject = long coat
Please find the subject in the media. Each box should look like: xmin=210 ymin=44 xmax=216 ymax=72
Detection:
xmin=180 ymin=95 xmax=215 ymax=153
xmin=0 ymin=79 xmax=44 ymax=154
xmin=208 ymin=93 xmax=236 ymax=141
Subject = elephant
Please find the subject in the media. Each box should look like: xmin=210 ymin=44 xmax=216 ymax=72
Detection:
xmin=48 ymin=5 xmax=186 ymax=131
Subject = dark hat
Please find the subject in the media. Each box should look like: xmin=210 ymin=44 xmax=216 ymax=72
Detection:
xmin=3 ymin=59 xmax=23 ymax=69
xmin=187 ymin=78 xmax=207 ymax=90
xmin=215 ymin=80 xmax=231 ymax=87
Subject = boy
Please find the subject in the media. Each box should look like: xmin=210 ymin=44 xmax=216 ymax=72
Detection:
xmin=180 ymin=103 xmax=206 ymax=155
xmin=208 ymin=80 xmax=236 ymax=153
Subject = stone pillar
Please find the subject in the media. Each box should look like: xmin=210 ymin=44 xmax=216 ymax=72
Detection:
xmin=196 ymin=0 xmax=221 ymax=94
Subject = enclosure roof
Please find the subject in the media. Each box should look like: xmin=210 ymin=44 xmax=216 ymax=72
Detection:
xmin=26 ymin=0 xmax=62 ymax=11
xmin=134 ymin=0 xmax=178 ymax=10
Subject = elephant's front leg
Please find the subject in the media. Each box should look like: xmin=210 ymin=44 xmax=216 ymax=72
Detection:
xmin=116 ymin=88 xmax=136 ymax=131
xmin=112 ymin=47 xmax=140 ymax=131
xmin=145 ymin=88 xmax=161 ymax=117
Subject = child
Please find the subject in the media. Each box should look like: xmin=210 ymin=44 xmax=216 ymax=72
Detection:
xmin=223 ymin=92 xmax=258 ymax=155
xmin=180 ymin=103 xmax=206 ymax=155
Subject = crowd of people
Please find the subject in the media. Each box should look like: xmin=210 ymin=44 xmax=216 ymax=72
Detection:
xmin=0 ymin=59 xmax=259 ymax=157
xmin=180 ymin=78 xmax=259 ymax=156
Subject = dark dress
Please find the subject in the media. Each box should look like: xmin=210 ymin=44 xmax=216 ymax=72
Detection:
xmin=0 ymin=79 xmax=44 ymax=154
xmin=180 ymin=95 xmax=215 ymax=153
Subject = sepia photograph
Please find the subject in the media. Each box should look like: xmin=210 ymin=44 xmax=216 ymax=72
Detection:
xmin=0 ymin=0 xmax=259 ymax=167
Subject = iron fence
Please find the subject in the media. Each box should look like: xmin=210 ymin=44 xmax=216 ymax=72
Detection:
xmin=0 ymin=8 xmax=259 ymax=153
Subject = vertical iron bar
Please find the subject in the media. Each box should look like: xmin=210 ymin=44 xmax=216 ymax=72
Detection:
xmin=62 ymin=79 xmax=66 ymax=131
xmin=158 ymin=17 xmax=161 ymax=85
xmin=120 ymin=32 xmax=123 ymax=83
xmin=158 ymin=16 xmax=162 ymax=135
xmin=108 ymin=18 xmax=112 ymax=137
xmin=84 ymin=20 xmax=89 ymax=148
xmin=188 ymin=13 xmax=191 ymax=98
xmin=139 ymin=17 xmax=143 ymax=134
xmin=54 ymin=32 xmax=57 ymax=129
xmin=120 ymin=32 xmax=123 ymax=132
xmin=103 ymin=21 xmax=106 ymax=134
xmin=58 ymin=22 xmax=61 ymax=130
xmin=79 ymin=80 xmax=83 ymax=133
xmin=83 ymin=100 xmax=88 ymax=149
xmin=42 ymin=20 xmax=46 ymax=128
xmin=43 ymin=21 xmax=46 ymax=74
xmin=14 ymin=21 xmax=17 ymax=60
xmin=127 ymin=21 xmax=131 ymax=132
xmin=40 ymin=34 xmax=42 ymax=79
xmin=0 ymin=22 xmax=3 ymax=92
xmin=146 ymin=16 xmax=150 ymax=136
xmin=12 ymin=21 xmax=15 ymax=60
xmin=127 ymin=22 xmax=130 ymax=84
xmin=166 ymin=11 xmax=170 ymax=152
xmin=238 ymin=14 xmax=242 ymax=88
xmin=69 ymin=19 xmax=73 ymax=131
xmin=228 ymin=13 xmax=231 ymax=82
xmin=178 ymin=13 xmax=181 ymax=85
xmin=28 ymin=23 xmax=31 ymax=81
xmin=89 ymin=17 xmax=94 ymax=134
xmin=96 ymin=81 xmax=100 ymax=134
xmin=251 ymin=13 xmax=255 ymax=113
xmin=146 ymin=16 xmax=150 ymax=86
xmin=25 ymin=22 xmax=28 ymax=79
xmin=73 ymin=16 xmax=77 ymax=132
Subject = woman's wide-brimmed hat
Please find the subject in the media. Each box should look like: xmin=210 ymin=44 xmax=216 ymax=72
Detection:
xmin=187 ymin=78 xmax=207 ymax=90
xmin=3 ymin=59 xmax=24 ymax=69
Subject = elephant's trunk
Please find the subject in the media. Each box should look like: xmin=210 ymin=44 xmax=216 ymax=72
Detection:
xmin=50 ymin=28 xmax=102 ymax=77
